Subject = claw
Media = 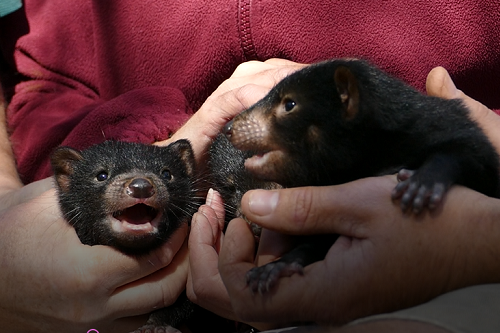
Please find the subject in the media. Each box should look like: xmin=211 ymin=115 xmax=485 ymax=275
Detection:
xmin=412 ymin=185 xmax=429 ymax=214
xmin=397 ymin=168 xmax=415 ymax=182
xmin=246 ymin=261 xmax=305 ymax=294
xmin=392 ymin=179 xmax=409 ymax=200
xmin=428 ymin=183 xmax=446 ymax=210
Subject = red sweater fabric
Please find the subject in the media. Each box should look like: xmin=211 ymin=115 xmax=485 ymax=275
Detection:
xmin=3 ymin=0 xmax=500 ymax=183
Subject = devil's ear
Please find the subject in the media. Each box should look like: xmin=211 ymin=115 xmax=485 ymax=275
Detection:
xmin=50 ymin=147 xmax=83 ymax=192
xmin=168 ymin=139 xmax=196 ymax=177
xmin=334 ymin=66 xmax=360 ymax=120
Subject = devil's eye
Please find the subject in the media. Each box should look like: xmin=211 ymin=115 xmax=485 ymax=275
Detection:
xmin=161 ymin=168 xmax=172 ymax=180
xmin=96 ymin=171 xmax=109 ymax=181
xmin=284 ymin=99 xmax=296 ymax=112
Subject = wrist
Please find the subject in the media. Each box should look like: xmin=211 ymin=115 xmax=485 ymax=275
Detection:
xmin=449 ymin=191 xmax=500 ymax=289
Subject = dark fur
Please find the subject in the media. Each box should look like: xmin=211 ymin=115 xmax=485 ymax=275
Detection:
xmin=213 ymin=58 xmax=500 ymax=293
xmin=209 ymin=134 xmax=280 ymax=238
xmin=51 ymin=140 xmax=199 ymax=332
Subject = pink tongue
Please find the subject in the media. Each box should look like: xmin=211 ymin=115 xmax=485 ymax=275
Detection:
xmin=115 ymin=204 xmax=155 ymax=225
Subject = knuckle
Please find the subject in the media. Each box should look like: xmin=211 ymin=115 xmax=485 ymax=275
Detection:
xmin=186 ymin=283 xmax=198 ymax=303
xmin=233 ymin=60 xmax=262 ymax=77
xmin=235 ymin=83 xmax=256 ymax=100
xmin=191 ymin=277 xmax=205 ymax=297
xmin=235 ymin=84 xmax=268 ymax=108
xmin=159 ymin=284 xmax=176 ymax=307
xmin=264 ymin=57 xmax=281 ymax=64
xmin=69 ymin=267 xmax=102 ymax=295
xmin=150 ymin=247 xmax=174 ymax=267
xmin=273 ymin=66 xmax=295 ymax=82
xmin=290 ymin=188 xmax=316 ymax=232
xmin=191 ymin=281 xmax=212 ymax=304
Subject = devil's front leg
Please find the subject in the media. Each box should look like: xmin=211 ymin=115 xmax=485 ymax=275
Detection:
xmin=246 ymin=234 xmax=337 ymax=294
xmin=391 ymin=153 xmax=473 ymax=214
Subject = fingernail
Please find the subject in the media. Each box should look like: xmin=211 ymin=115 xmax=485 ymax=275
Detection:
xmin=248 ymin=190 xmax=279 ymax=216
xmin=206 ymin=188 xmax=214 ymax=206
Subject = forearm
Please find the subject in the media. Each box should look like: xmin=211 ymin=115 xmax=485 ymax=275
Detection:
xmin=453 ymin=193 xmax=500 ymax=288
xmin=0 ymin=90 xmax=22 ymax=191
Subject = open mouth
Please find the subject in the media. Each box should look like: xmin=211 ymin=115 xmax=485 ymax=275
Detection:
xmin=110 ymin=204 xmax=162 ymax=234
xmin=244 ymin=150 xmax=285 ymax=179
xmin=245 ymin=150 xmax=272 ymax=168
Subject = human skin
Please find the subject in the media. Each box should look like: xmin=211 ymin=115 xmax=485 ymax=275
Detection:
xmin=181 ymin=59 xmax=306 ymax=325
xmin=160 ymin=59 xmax=306 ymax=163
xmin=0 ymin=99 xmax=189 ymax=332
xmin=0 ymin=152 xmax=189 ymax=332
xmin=188 ymin=65 xmax=500 ymax=331
xmin=0 ymin=93 xmax=191 ymax=332
xmin=0 ymin=59 xmax=301 ymax=333
xmin=0 ymin=94 xmax=180 ymax=331
xmin=2 ymin=59 xmax=495 ymax=332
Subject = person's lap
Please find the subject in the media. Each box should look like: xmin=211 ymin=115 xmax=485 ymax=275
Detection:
xmin=260 ymin=284 xmax=500 ymax=333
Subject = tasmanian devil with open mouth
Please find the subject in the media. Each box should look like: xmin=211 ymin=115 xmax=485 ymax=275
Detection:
xmin=51 ymin=139 xmax=197 ymax=255
xmin=50 ymin=139 xmax=203 ymax=332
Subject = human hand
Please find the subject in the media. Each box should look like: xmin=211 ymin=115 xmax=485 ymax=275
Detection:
xmin=187 ymin=189 xmax=232 ymax=318
xmin=187 ymin=189 xmax=277 ymax=330
xmin=182 ymin=58 xmax=305 ymax=326
xmin=219 ymin=178 xmax=500 ymax=325
xmin=426 ymin=66 xmax=500 ymax=152
xmin=0 ymin=180 xmax=189 ymax=333
xmin=156 ymin=59 xmax=306 ymax=163
xmin=217 ymin=68 xmax=500 ymax=326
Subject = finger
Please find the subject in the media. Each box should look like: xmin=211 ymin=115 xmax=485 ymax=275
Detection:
xmin=426 ymin=66 xmax=500 ymax=154
xmin=28 ymin=188 xmax=189 ymax=290
xmin=228 ymin=60 xmax=278 ymax=79
xmin=0 ymin=178 xmax=54 ymax=210
xmin=263 ymin=58 xmax=307 ymax=84
xmin=209 ymin=61 xmax=305 ymax=104
xmin=254 ymin=229 xmax=297 ymax=267
xmin=426 ymin=66 xmax=491 ymax=125
xmin=218 ymin=218 xmax=260 ymax=319
xmin=107 ymin=237 xmax=189 ymax=318
xmin=219 ymin=218 xmax=257 ymax=288
xmin=426 ymin=66 xmax=462 ymax=99
xmin=222 ymin=60 xmax=304 ymax=89
xmin=187 ymin=204 xmax=235 ymax=318
xmin=219 ymin=218 xmax=321 ymax=323
xmin=82 ymin=223 xmax=189 ymax=289
xmin=239 ymin=177 xmax=398 ymax=237
xmin=189 ymin=208 xmax=222 ymax=279
xmin=264 ymin=58 xmax=307 ymax=66
xmin=163 ymin=83 xmax=275 ymax=159
xmin=204 ymin=188 xmax=226 ymax=231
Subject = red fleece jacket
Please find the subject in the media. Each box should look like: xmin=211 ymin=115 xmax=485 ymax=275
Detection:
xmin=2 ymin=0 xmax=500 ymax=183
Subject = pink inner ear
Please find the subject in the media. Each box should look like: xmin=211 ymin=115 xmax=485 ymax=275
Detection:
xmin=180 ymin=150 xmax=194 ymax=176
xmin=55 ymin=173 xmax=71 ymax=192
xmin=51 ymin=147 xmax=83 ymax=182
xmin=334 ymin=66 xmax=359 ymax=120
xmin=167 ymin=140 xmax=195 ymax=176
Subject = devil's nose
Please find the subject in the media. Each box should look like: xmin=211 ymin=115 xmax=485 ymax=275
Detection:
xmin=127 ymin=178 xmax=155 ymax=198
xmin=223 ymin=119 xmax=234 ymax=138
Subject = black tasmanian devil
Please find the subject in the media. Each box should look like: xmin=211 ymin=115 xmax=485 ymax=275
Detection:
xmin=213 ymin=58 xmax=500 ymax=294
xmin=51 ymin=139 xmax=199 ymax=333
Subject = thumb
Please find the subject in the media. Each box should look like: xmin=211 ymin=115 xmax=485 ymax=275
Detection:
xmin=426 ymin=66 xmax=500 ymax=155
xmin=240 ymin=176 xmax=399 ymax=238
xmin=426 ymin=66 xmax=462 ymax=100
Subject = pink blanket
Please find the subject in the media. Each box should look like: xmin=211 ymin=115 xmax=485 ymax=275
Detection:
xmin=3 ymin=0 xmax=500 ymax=183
